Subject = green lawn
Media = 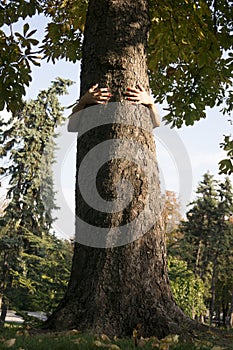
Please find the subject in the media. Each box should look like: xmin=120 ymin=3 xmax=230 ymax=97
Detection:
xmin=0 ymin=324 xmax=233 ymax=350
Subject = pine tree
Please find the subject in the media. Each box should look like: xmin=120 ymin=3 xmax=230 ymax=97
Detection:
xmin=0 ymin=78 xmax=73 ymax=325
xmin=179 ymin=173 xmax=233 ymax=325
xmin=213 ymin=177 xmax=233 ymax=326
xmin=180 ymin=173 xmax=219 ymax=278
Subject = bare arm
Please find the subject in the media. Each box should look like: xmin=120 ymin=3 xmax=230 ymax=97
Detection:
xmin=125 ymin=83 xmax=160 ymax=128
xmin=68 ymin=84 xmax=111 ymax=132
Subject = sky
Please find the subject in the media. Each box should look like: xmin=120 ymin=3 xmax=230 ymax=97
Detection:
xmin=1 ymin=14 xmax=232 ymax=239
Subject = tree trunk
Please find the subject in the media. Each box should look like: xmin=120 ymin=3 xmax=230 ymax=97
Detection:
xmin=229 ymin=289 xmax=233 ymax=328
xmin=0 ymin=252 xmax=9 ymax=328
xmin=46 ymin=0 xmax=195 ymax=337
xmin=194 ymin=239 xmax=203 ymax=276
xmin=210 ymin=258 xmax=217 ymax=326
xmin=0 ymin=297 xmax=7 ymax=328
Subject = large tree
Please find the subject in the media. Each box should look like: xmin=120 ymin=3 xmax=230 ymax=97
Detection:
xmin=46 ymin=0 xmax=194 ymax=337
xmin=1 ymin=0 xmax=232 ymax=338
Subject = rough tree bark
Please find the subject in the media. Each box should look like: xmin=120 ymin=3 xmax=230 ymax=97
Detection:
xmin=46 ymin=0 xmax=195 ymax=337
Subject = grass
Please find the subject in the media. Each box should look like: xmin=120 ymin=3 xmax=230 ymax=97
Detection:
xmin=0 ymin=324 xmax=233 ymax=350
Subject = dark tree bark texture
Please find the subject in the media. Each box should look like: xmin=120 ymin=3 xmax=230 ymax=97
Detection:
xmin=46 ymin=0 xmax=195 ymax=338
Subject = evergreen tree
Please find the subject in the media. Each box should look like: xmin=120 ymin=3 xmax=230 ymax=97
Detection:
xmin=160 ymin=191 xmax=207 ymax=321
xmin=0 ymin=78 xmax=73 ymax=325
xmin=13 ymin=234 xmax=73 ymax=313
xmin=212 ymin=177 xmax=233 ymax=326
xmin=179 ymin=173 xmax=219 ymax=278
xmin=179 ymin=173 xmax=233 ymax=326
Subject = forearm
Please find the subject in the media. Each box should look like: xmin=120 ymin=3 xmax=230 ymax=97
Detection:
xmin=71 ymin=95 xmax=87 ymax=114
xmin=67 ymin=94 xmax=89 ymax=132
xmin=148 ymin=104 xmax=160 ymax=128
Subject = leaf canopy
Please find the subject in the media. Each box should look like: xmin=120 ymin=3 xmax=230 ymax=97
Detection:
xmin=0 ymin=0 xmax=232 ymax=169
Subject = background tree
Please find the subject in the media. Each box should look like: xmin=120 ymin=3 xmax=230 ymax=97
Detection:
xmin=159 ymin=191 xmax=207 ymax=321
xmin=212 ymin=177 xmax=233 ymax=326
xmin=12 ymin=234 xmax=73 ymax=314
xmin=0 ymin=78 xmax=73 ymax=325
xmin=179 ymin=173 xmax=219 ymax=279
xmin=168 ymin=256 xmax=206 ymax=320
xmin=161 ymin=190 xmax=182 ymax=247
xmin=179 ymin=173 xmax=233 ymax=326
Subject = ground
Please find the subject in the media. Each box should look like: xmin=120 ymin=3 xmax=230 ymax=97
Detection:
xmin=0 ymin=323 xmax=233 ymax=349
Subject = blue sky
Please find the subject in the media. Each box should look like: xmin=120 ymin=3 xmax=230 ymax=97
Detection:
xmin=1 ymin=14 xmax=232 ymax=239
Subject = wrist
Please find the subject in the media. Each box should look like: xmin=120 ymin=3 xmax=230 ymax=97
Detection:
xmin=75 ymin=96 xmax=88 ymax=111
xmin=79 ymin=95 xmax=87 ymax=106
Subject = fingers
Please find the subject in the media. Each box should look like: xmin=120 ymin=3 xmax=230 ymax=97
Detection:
xmin=93 ymin=90 xmax=112 ymax=103
xmin=125 ymin=87 xmax=141 ymax=103
xmin=125 ymin=85 xmax=153 ymax=106
xmin=130 ymin=101 xmax=141 ymax=105
xmin=89 ymin=83 xmax=99 ymax=93
xmin=86 ymin=84 xmax=148 ymax=107
xmin=126 ymin=87 xmax=140 ymax=93
xmin=126 ymin=95 xmax=141 ymax=101
xmin=99 ymin=87 xmax=111 ymax=93
xmin=87 ymin=85 xmax=111 ymax=104
xmin=127 ymin=98 xmax=142 ymax=105
xmin=93 ymin=89 xmax=111 ymax=98
xmin=125 ymin=87 xmax=141 ymax=104
xmin=125 ymin=91 xmax=140 ymax=98
xmin=136 ymin=83 xmax=145 ymax=92
xmin=89 ymin=85 xmax=110 ymax=94
xmin=126 ymin=84 xmax=145 ymax=93
xmin=125 ymin=85 xmax=145 ymax=104
xmin=95 ymin=95 xmax=111 ymax=103
xmin=96 ymin=100 xmax=108 ymax=105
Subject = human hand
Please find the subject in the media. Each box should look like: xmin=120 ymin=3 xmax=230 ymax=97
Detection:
xmin=68 ymin=84 xmax=111 ymax=131
xmin=124 ymin=83 xmax=160 ymax=128
xmin=81 ymin=83 xmax=112 ymax=106
xmin=125 ymin=83 xmax=154 ymax=107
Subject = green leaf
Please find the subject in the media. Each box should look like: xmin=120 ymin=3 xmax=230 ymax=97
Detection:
xmin=23 ymin=23 xmax=30 ymax=36
xmin=219 ymin=159 xmax=233 ymax=175
xmin=27 ymin=29 xmax=37 ymax=37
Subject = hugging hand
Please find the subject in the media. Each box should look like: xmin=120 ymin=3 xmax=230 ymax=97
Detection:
xmin=69 ymin=82 xmax=160 ymax=131
xmin=125 ymin=83 xmax=154 ymax=107
xmin=125 ymin=83 xmax=160 ymax=128
xmin=72 ymin=84 xmax=111 ymax=114
xmin=82 ymin=84 xmax=112 ymax=105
